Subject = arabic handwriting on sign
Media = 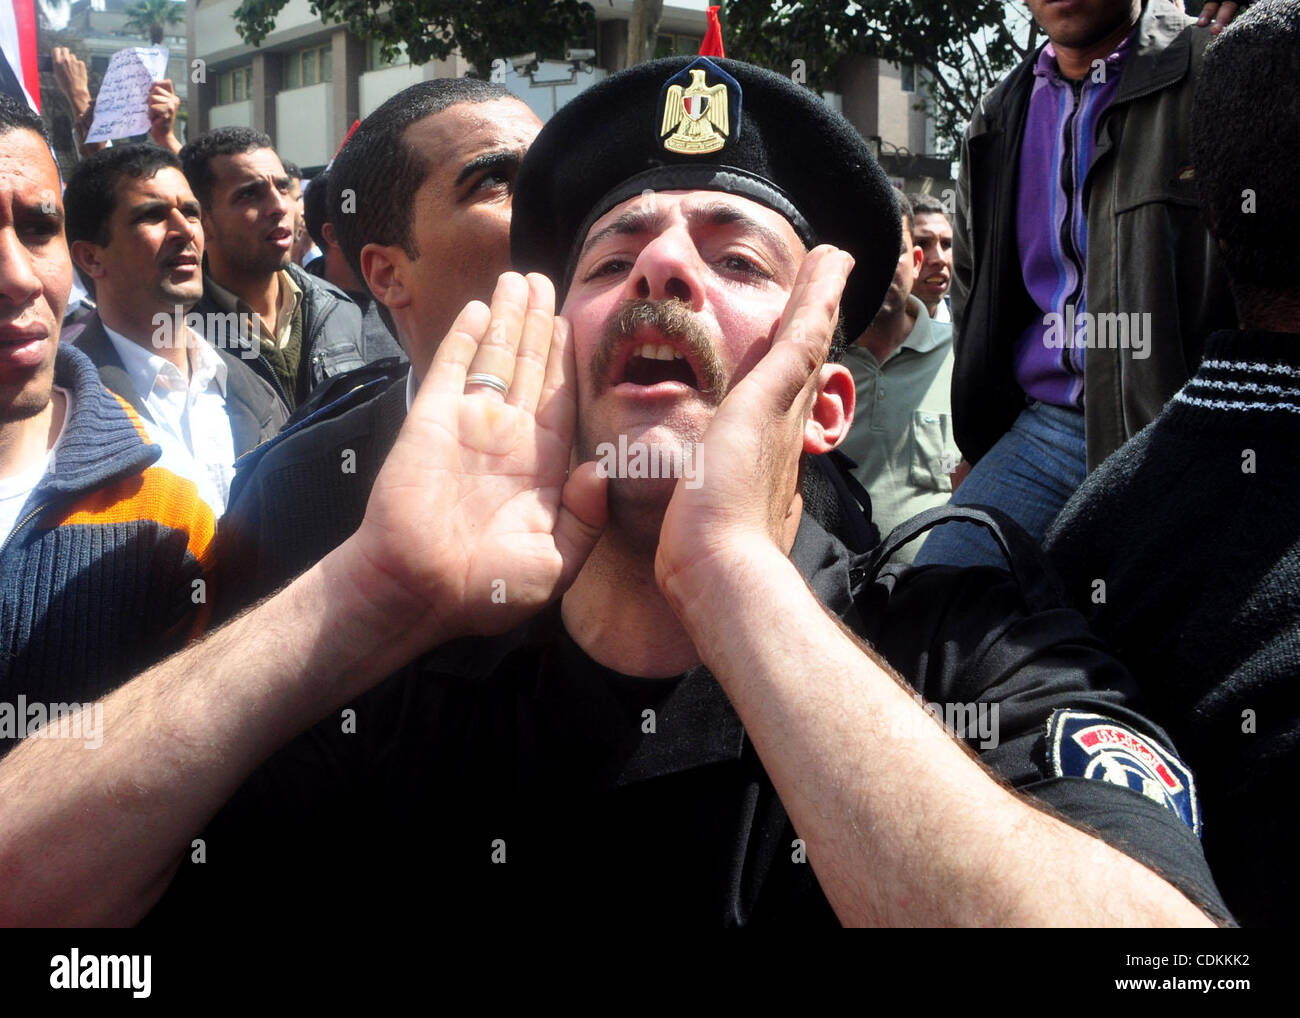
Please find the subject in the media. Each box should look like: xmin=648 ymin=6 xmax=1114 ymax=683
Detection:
xmin=85 ymin=47 xmax=170 ymax=143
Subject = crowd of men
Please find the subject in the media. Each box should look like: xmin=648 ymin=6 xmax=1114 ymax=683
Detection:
xmin=0 ymin=0 xmax=1294 ymax=928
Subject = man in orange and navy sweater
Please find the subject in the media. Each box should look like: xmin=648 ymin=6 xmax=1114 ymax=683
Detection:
xmin=0 ymin=95 xmax=214 ymax=751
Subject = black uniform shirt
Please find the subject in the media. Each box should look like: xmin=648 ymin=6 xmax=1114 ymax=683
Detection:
xmin=151 ymin=516 xmax=1231 ymax=929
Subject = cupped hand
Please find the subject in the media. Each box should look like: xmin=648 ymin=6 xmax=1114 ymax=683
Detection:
xmin=342 ymin=272 xmax=608 ymax=651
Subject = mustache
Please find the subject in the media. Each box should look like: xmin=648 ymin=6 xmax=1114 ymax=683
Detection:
xmin=591 ymin=298 xmax=727 ymax=400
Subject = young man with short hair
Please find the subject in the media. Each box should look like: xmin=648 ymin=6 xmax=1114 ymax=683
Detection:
xmin=63 ymin=145 xmax=287 ymax=516
xmin=905 ymin=192 xmax=953 ymax=323
xmin=301 ymin=167 xmax=405 ymax=366
xmin=180 ymin=128 xmax=364 ymax=411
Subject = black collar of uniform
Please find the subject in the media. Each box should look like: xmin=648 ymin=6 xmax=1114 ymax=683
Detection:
xmin=524 ymin=510 xmax=859 ymax=788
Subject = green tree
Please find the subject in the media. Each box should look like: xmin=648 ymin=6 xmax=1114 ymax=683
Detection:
xmin=232 ymin=0 xmax=596 ymax=78
xmin=123 ymin=0 xmax=185 ymax=45
xmin=725 ymin=0 xmax=1045 ymax=158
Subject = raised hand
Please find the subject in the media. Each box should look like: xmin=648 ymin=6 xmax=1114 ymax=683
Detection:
xmin=654 ymin=246 xmax=853 ymax=597
xmin=342 ymin=272 xmax=607 ymax=651
xmin=147 ymin=80 xmax=182 ymax=154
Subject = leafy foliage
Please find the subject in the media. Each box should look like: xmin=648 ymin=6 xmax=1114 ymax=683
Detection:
xmin=124 ymin=0 xmax=185 ymax=45
xmin=232 ymin=0 xmax=596 ymax=78
xmin=725 ymin=0 xmax=1045 ymax=158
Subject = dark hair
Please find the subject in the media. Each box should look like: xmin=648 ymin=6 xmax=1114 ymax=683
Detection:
xmin=64 ymin=144 xmax=183 ymax=247
xmin=893 ymin=187 xmax=913 ymax=247
xmin=328 ymin=78 xmax=513 ymax=289
xmin=0 ymin=92 xmax=52 ymax=148
xmin=907 ymin=192 xmax=948 ymax=219
xmin=1192 ymin=0 xmax=1300 ymax=306
xmin=303 ymin=169 xmax=330 ymax=250
xmin=281 ymin=159 xmax=301 ymax=182
xmin=179 ymin=126 xmax=275 ymax=209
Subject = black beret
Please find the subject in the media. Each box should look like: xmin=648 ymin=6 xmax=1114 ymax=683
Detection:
xmin=511 ymin=56 xmax=901 ymax=340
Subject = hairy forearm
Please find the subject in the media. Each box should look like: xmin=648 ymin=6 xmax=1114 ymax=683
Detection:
xmin=664 ymin=543 xmax=1212 ymax=928
xmin=0 ymin=542 xmax=429 ymax=926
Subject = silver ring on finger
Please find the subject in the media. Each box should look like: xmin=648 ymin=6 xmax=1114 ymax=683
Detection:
xmin=464 ymin=372 xmax=510 ymax=397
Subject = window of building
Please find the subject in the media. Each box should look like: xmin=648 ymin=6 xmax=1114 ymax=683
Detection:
xmin=654 ymin=34 xmax=703 ymax=59
xmin=90 ymin=55 xmax=110 ymax=74
xmin=285 ymin=44 xmax=333 ymax=89
xmin=368 ymin=39 xmax=409 ymax=70
xmin=217 ymin=65 xmax=253 ymax=104
xmin=900 ymin=62 xmax=916 ymax=93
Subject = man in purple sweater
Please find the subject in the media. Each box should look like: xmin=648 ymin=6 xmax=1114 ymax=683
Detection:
xmin=916 ymin=0 xmax=1238 ymax=567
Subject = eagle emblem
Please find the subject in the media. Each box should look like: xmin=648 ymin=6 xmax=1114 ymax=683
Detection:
xmin=661 ymin=68 xmax=730 ymax=155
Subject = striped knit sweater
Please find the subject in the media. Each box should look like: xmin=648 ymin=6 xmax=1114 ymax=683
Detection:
xmin=1044 ymin=328 xmax=1300 ymax=927
xmin=0 ymin=345 xmax=216 ymax=746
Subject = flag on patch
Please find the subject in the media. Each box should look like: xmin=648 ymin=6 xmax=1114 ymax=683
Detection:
xmin=699 ymin=5 xmax=725 ymax=59
xmin=0 ymin=0 xmax=40 ymax=112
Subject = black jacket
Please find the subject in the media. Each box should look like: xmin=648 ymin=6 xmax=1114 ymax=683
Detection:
xmin=188 ymin=262 xmax=365 ymax=411
xmin=951 ymin=0 xmax=1235 ymax=469
xmin=72 ymin=313 xmax=288 ymax=457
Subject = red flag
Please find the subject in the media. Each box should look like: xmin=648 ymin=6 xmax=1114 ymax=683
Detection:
xmin=1 ymin=0 xmax=40 ymax=112
xmin=699 ymin=6 xmax=725 ymax=59
xmin=324 ymin=119 xmax=360 ymax=171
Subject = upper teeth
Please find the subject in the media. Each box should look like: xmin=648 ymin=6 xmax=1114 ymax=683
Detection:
xmin=634 ymin=343 xmax=683 ymax=361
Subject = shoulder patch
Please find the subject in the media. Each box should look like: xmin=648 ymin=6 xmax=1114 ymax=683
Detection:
xmin=1046 ymin=710 xmax=1201 ymax=838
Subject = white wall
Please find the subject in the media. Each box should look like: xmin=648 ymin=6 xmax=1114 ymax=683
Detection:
xmin=274 ymin=82 xmax=332 ymax=166
xmin=359 ymin=64 xmax=425 ymax=119
xmin=208 ymin=99 xmax=253 ymax=129
xmin=504 ymin=62 xmax=608 ymax=122
xmin=195 ymin=0 xmax=326 ymax=55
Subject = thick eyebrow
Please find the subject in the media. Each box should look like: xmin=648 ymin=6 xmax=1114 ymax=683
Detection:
xmin=684 ymin=201 xmax=794 ymax=260
xmin=577 ymin=207 xmax=667 ymax=263
xmin=17 ymin=202 xmax=63 ymax=229
xmin=129 ymin=198 xmax=201 ymax=221
xmin=232 ymin=174 xmax=290 ymax=197
xmin=454 ymin=150 xmax=523 ymax=188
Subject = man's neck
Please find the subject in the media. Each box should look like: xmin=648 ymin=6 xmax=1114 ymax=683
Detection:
xmin=562 ymin=532 xmax=699 ymax=678
xmin=1051 ymin=14 xmax=1139 ymax=81
xmin=560 ymin=498 xmax=805 ymax=678
xmin=324 ymin=247 xmax=363 ymax=295
xmin=857 ymin=299 xmax=918 ymax=364
xmin=207 ymin=255 xmax=281 ymax=332
xmin=0 ymin=388 xmax=67 ymax=481
xmin=98 ymin=296 xmax=190 ymax=378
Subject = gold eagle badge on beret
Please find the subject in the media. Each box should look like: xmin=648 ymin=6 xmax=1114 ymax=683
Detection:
xmin=661 ymin=68 xmax=729 ymax=155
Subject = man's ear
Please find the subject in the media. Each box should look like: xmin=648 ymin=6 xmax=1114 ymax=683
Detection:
xmin=804 ymin=362 xmax=855 ymax=454
xmin=321 ymin=221 xmax=340 ymax=252
xmin=910 ymin=243 xmax=923 ymax=279
xmin=69 ymin=238 xmax=107 ymax=281
xmin=359 ymin=242 xmax=411 ymax=308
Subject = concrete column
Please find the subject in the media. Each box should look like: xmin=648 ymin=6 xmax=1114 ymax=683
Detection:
xmin=186 ymin=0 xmax=211 ymax=136
xmin=598 ymin=18 xmax=629 ymax=72
xmin=332 ymin=28 xmax=364 ymax=155
xmin=251 ymin=51 xmax=281 ymax=142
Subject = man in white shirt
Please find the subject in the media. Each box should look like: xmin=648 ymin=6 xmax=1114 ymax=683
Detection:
xmin=62 ymin=144 xmax=287 ymax=516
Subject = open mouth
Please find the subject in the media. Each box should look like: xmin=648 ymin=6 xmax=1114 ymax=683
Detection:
xmin=620 ymin=341 xmax=701 ymax=389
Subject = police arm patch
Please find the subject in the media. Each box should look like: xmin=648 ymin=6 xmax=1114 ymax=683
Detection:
xmin=1045 ymin=710 xmax=1201 ymax=838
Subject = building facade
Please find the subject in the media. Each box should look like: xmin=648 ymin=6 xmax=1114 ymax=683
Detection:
xmin=186 ymin=0 xmax=950 ymax=192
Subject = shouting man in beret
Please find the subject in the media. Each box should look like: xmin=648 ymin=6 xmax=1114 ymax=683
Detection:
xmin=0 ymin=59 xmax=1230 ymax=928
